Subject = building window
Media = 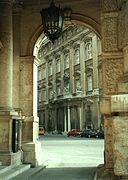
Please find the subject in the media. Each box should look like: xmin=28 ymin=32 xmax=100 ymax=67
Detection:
xmin=85 ymin=41 xmax=92 ymax=60
xmin=64 ymin=53 xmax=69 ymax=69
xmin=74 ymin=48 xmax=80 ymax=65
xmin=87 ymin=75 xmax=93 ymax=91
xmin=56 ymin=58 xmax=61 ymax=73
xmin=56 ymin=85 xmax=61 ymax=96
xmin=48 ymin=62 xmax=52 ymax=76
xmin=75 ymin=79 xmax=81 ymax=92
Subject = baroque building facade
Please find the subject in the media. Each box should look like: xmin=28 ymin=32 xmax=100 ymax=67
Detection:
xmin=37 ymin=26 xmax=102 ymax=133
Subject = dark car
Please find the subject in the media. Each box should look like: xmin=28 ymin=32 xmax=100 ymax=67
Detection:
xmin=95 ymin=130 xmax=104 ymax=139
xmin=67 ymin=129 xmax=81 ymax=137
xmin=80 ymin=129 xmax=97 ymax=138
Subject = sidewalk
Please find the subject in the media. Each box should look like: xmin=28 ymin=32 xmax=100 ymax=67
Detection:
xmin=12 ymin=166 xmax=97 ymax=180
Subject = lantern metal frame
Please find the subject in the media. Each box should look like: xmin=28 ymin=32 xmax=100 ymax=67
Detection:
xmin=40 ymin=0 xmax=64 ymax=43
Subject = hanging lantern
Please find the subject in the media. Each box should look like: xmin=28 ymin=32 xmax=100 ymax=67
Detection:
xmin=40 ymin=0 xmax=64 ymax=43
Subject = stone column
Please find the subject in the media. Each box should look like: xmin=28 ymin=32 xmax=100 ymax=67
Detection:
xmin=20 ymin=56 xmax=42 ymax=167
xmin=0 ymin=0 xmax=22 ymax=166
xmin=13 ymin=4 xmax=22 ymax=110
xmin=52 ymin=55 xmax=56 ymax=97
xmin=69 ymin=44 xmax=75 ymax=94
xmin=98 ymin=0 xmax=124 ymax=179
xmin=45 ymin=61 xmax=49 ymax=101
xmin=92 ymin=34 xmax=99 ymax=89
xmin=80 ymin=37 xmax=86 ymax=94
xmin=67 ymin=106 xmax=71 ymax=131
xmin=78 ymin=106 xmax=82 ymax=130
xmin=0 ymin=0 xmax=13 ymax=110
xmin=60 ymin=48 xmax=64 ymax=94
xmin=64 ymin=107 xmax=67 ymax=132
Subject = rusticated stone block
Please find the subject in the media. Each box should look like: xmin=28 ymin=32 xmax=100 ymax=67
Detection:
xmin=118 ymin=83 xmax=128 ymax=93
xmin=100 ymin=99 xmax=111 ymax=114
xmin=111 ymin=94 xmax=128 ymax=112
xmin=113 ymin=117 xmax=128 ymax=176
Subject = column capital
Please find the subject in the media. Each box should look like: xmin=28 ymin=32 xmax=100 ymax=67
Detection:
xmin=20 ymin=56 xmax=35 ymax=71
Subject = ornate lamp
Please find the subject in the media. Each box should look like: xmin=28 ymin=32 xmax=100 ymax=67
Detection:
xmin=40 ymin=0 xmax=64 ymax=43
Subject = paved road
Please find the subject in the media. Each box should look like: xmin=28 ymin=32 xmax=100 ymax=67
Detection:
xmin=13 ymin=134 xmax=104 ymax=180
xmin=30 ymin=167 xmax=97 ymax=180
xmin=40 ymin=134 xmax=104 ymax=168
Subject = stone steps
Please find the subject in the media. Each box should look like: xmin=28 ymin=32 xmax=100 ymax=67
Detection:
xmin=0 ymin=164 xmax=31 ymax=180
xmin=12 ymin=166 xmax=45 ymax=180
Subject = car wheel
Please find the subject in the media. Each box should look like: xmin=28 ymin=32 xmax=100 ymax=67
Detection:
xmin=88 ymin=134 xmax=91 ymax=138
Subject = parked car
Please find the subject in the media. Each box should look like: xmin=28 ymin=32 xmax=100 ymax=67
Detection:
xmin=95 ymin=130 xmax=104 ymax=139
xmin=67 ymin=129 xmax=81 ymax=137
xmin=80 ymin=129 xmax=97 ymax=138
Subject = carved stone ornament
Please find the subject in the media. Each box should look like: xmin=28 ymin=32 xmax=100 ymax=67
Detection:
xmin=118 ymin=8 xmax=125 ymax=49
xmin=63 ymin=73 xmax=70 ymax=81
xmin=102 ymin=0 xmax=122 ymax=12
xmin=103 ymin=59 xmax=123 ymax=95
xmin=102 ymin=17 xmax=118 ymax=52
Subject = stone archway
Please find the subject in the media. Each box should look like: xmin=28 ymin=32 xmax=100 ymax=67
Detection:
xmin=25 ymin=4 xmax=128 ymax=178
xmin=0 ymin=0 xmax=127 ymax=179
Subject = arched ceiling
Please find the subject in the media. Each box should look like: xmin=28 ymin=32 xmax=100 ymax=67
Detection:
xmin=13 ymin=0 xmax=101 ymax=56
xmin=13 ymin=0 xmax=101 ymax=26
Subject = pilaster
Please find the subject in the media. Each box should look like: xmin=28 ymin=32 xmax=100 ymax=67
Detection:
xmin=60 ymin=51 xmax=64 ymax=94
xmin=0 ymin=0 xmax=13 ymax=110
xmin=69 ymin=46 xmax=75 ymax=94
xmin=80 ymin=40 xmax=86 ymax=95
xmin=67 ymin=106 xmax=71 ymax=131
xmin=20 ymin=56 xmax=42 ymax=167
xmin=0 ymin=0 xmax=23 ymax=166
xmin=98 ymin=0 xmax=124 ymax=179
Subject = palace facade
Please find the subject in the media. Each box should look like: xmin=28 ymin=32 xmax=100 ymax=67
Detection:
xmin=37 ymin=26 xmax=102 ymax=133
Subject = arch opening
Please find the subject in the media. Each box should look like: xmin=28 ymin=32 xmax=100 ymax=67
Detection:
xmin=32 ymin=13 xmax=104 ymax=169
